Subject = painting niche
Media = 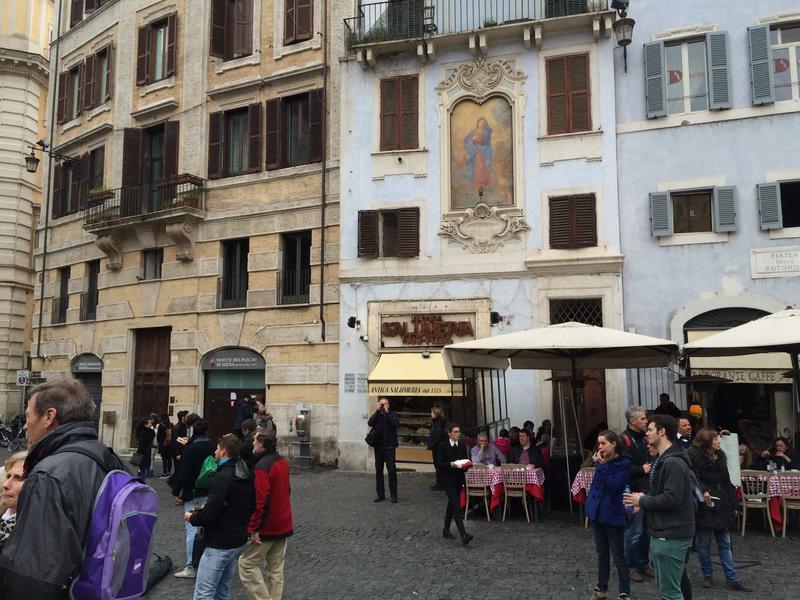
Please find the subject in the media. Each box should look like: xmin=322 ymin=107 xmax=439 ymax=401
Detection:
xmin=449 ymin=96 xmax=514 ymax=210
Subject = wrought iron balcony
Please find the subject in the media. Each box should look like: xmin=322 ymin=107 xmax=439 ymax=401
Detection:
xmin=344 ymin=0 xmax=607 ymax=47
xmin=83 ymin=174 xmax=206 ymax=233
xmin=277 ymin=268 xmax=311 ymax=305
xmin=51 ymin=297 xmax=68 ymax=325
xmin=80 ymin=290 xmax=98 ymax=321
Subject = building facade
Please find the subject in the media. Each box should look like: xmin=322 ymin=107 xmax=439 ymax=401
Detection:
xmin=33 ymin=0 xmax=340 ymax=460
xmin=336 ymin=0 xmax=626 ymax=470
xmin=617 ymin=0 xmax=800 ymax=435
xmin=0 ymin=0 xmax=54 ymax=420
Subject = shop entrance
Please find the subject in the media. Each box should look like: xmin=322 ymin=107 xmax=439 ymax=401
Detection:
xmin=71 ymin=353 xmax=103 ymax=422
xmin=202 ymin=347 xmax=266 ymax=441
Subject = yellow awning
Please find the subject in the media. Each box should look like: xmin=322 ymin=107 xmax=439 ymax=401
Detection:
xmin=368 ymin=352 xmax=463 ymax=396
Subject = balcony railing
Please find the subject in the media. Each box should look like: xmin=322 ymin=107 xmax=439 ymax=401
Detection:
xmin=344 ymin=0 xmax=605 ymax=46
xmin=84 ymin=174 xmax=206 ymax=229
xmin=80 ymin=290 xmax=98 ymax=321
xmin=277 ymin=268 xmax=311 ymax=305
xmin=216 ymin=277 xmax=247 ymax=310
xmin=51 ymin=297 xmax=68 ymax=325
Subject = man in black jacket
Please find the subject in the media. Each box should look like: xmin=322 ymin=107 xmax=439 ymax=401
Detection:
xmin=187 ymin=434 xmax=253 ymax=599
xmin=173 ymin=419 xmax=215 ymax=578
xmin=436 ymin=423 xmax=473 ymax=546
xmin=367 ymin=397 xmax=399 ymax=503
xmin=0 ymin=380 xmax=124 ymax=600
xmin=621 ymin=405 xmax=653 ymax=583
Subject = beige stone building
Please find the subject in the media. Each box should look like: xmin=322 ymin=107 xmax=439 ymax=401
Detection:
xmin=33 ymin=0 xmax=340 ymax=460
xmin=0 ymin=0 xmax=54 ymax=420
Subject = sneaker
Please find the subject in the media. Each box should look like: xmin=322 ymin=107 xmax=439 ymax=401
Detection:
xmin=703 ymin=576 xmax=713 ymax=588
xmin=174 ymin=566 xmax=196 ymax=579
xmin=590 ymin=587 xmax=607 ymax=600
xmin=726 ymin=581 xmax=753 ymax=593
xmin=618 ymin=594 xmax=630 ymax=600
xmin=629 ymin=571 xmax=643 ymax=583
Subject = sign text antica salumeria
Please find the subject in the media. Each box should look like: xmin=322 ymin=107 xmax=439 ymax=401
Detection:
xmin=381 ymin=314 xmax=474 ymax=346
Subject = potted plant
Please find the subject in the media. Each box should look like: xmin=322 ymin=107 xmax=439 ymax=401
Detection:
xmin=176 ymin=188 xmax=200 ymax=208
xmin=88 ymin=186 xmax=114 ymax=204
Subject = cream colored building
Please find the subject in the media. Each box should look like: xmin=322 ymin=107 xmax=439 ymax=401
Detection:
xmin=34 ymin=0 xmax=340 ymax=460
xmin=0 ymin=0 xmax=54 ymax=420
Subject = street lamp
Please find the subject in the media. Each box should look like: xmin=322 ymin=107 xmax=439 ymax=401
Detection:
xmin=24 ymin=149 xmax=40 ymax=174
xmin=611 ymin=0 xmax=635 ymax=73
xmin=23 ymin=140 xmax=76 ymax=174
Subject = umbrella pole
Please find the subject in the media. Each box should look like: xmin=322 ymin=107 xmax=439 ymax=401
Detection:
xmin=558 ymin=379 xmax=573 ymax=516
xmin=570 ymin=357 xmax=584 ymax=457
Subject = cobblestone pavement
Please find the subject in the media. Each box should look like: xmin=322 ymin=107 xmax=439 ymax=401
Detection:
xmin=144 ymin=467 xmax=800 ymax=600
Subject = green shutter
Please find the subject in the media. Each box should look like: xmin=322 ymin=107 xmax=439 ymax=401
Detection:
xmin=748 ymin=25 xmax=774 ymax=106
xmin=644 ymin=41 xmax=666 ymax=119
xmin=757 ymin=182 xmax=782 ymax=230
xmin=650 ymin=191 xmax=672 ymax=237
xmin=706 ymin=32 xmax=731 ymax=110
xmin=713 ymin=186 xmax=737 ymax=232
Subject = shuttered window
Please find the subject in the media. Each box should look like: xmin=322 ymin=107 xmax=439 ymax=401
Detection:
xmin=650 ymin=187 xmax=738 ymax=237
xmin=89 ymin=146 xmax=105 ymax=192
xmin=70 ymin=0 xmax=84 ymax=27
xmin=210 ymin=0 xmax=253 ymax=60
xmin=770 ymin=24 xmax=800 ymax=102
xmin=265 ymin=89 xmax=324 ymax=170
xmin=137 ymin=15 xmax=177 ymax=86
xmin=380 ymin=76 xmax=419 ymax=151
xmin=758 ymin=180 xmax=800 ymax=230
xmin=52 ymin=157 xmax=84 ymax=219
xmin=358 ymin=208 xmax=419 ymax=258
xmin=545 ymin=0 xmax=586 ymax=18
xmin=207 ymin=104 xmax=262 ymax=179
xmin=546 ymin=54 xmax=590 ymax=135
xmin=285 ymin=0 xmax=313 ymax=46
xmin=549 ymin=195 xmax=597 ymax=249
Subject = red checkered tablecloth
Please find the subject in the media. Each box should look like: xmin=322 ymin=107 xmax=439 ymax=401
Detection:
xmin=462 ymin=466 xmax=545 ymax=511
xmin=768 ymin=473 xmax=800 ymax=498
xmin=571 ymin=468 xmax=595 ymax=504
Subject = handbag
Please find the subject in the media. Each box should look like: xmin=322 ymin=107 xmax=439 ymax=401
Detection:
xmin=144 ymin=553 xmax=173 ymax=594
xmin=129 ymin=452 xmax=144 ymax=467
xmin=365 ymin=427 xmax=381 ymax=448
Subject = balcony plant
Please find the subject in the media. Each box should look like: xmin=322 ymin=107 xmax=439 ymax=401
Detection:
xmin=88 ymin=186 xmax=114 ymax=204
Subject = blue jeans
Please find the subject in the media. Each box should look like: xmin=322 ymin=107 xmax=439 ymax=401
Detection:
xmin=696 ymin=528 xmax=738 ymax=582
xmin=592 ymin=521 xmax=630 ymax=595
xmin=185 ymin=499 xmax=199 ymax=567
xmin=625 ymin=509 xmax=650 ymax=572
xmin=193 ymin=545 xmax=246 ymax=600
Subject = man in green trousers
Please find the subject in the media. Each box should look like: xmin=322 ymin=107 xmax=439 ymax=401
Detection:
xmin=624 ymin=414 xmax=695 ymax=600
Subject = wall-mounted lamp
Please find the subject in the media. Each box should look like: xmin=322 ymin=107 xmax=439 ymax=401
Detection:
xmin=611 ymin=0 xmax=635 ymax=73
xmin=490 ymin=311 xmax=503 ymax=326
xmin=24 ymin=139 xmax=76 ymax=174
xmin=347 ymin=316 xmax=360 ymax=329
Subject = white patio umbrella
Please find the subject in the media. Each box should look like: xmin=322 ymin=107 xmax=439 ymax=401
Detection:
xmin=443 ymin=321 xmax=679 ymax=513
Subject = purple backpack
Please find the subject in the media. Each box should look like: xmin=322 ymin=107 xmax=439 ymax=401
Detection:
xmin=61 ymin=446 xmax=158 ymax=600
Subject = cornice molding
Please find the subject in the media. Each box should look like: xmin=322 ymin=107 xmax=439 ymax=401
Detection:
xmin=0 ymin=48 xmax=49 ymax=86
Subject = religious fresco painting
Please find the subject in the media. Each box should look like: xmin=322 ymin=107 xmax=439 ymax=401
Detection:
xmin=450 ymin=96 xmax=514 ymax=210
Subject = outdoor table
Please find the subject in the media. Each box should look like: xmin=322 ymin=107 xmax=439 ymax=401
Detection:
xmin=571 ymin=467 xmax=595 ymax=504
xmin=768 ymin=472 xmax=800 ymax=531
xmin=460 ymin=465 xmax=545 ymax=511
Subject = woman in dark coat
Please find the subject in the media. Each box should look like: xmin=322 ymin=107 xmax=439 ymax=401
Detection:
xmin=427 ymin=406 xmax=447 ymax=490
xmin=688 ymin=429 xmax=751 ymax=592
xmin=136 ymin=417 xmax=157 ymax=479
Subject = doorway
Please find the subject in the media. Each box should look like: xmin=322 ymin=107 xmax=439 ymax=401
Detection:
xmin=131 ymin=327 xmax=171 ymax=445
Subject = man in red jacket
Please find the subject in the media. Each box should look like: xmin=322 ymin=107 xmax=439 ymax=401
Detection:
xmin=238 ymin=432 xmax=293 ymax=599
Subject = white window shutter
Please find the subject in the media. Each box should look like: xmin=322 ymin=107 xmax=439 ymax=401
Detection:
xmin=748 ymin=25 xmax=774 ymax=106
xmin=713 ymin=186 xmax=737 ymax=232
xmin=650 ymin=192 xmax=672 ymax=237
xmin=757 ymin=182 xmax=782 ymax=230
xmin=644 ymin=42 xmax=667 ymax=119
xmin=707 ymin=32 xmax=731 ymax=110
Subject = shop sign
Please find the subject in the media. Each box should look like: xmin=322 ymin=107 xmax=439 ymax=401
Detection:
xmin=71 ymin=354 xmax=103 ymax=373
xmin=202 ymin=348 xmax=266 ymax=370
xmin=693 ymin=368 xmax=791 ymax=384
xmin=751 ymin=246 xmax=800 ymax=279
xmin=368 ymin=381 xmax=464 ymax=396
xmin=381 ymin=314 xmax=475 ymax=347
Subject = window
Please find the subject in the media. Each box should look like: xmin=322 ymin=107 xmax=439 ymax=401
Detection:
xmin=58 ymin=46 xmax=113 ymax=121
xmin=550 ymin=298 xmax=602 ymax=327
xmin=81 ymin=260 xmax=100 ymax=321
xmin=219 ymin=239 xmax=249 ymax=308
xmin=665 ymin=39 xmax=708 ymax=114
xmin=279 ymin=231 xmax=311 ymax=305
xmin=88 ymin=146 xmax=105 ymax=192
xmin=649 ymin=187 xmax=737 ymax=237
xmin=211 ymin=0 xmax=253 ymax=61
xmin=52 ymin=266 xmax=70 ymax=325
xmin=549 ymin=195 xmax=597 ymax=249
xmin=56 ymin=63 xmax=83 ymax=123
xmin=757 ymin=180 xmax=800 ymax=230
xmin=141 ymin=249 xmax=163 ymax=280
xmin=380 ymin=76 xmax=419 ymax=151
xmin=70 ymin=0 xmax=83 ymax=27
xmin=358 ymin=208 xmax=419 ymax=258
xmin=544 ymin=0 xmax=587 ymax=19
xmin=137 ymin=15 xmax=177 ymax=86
xmin=265 ymin=90 xmax=323 ymax=170
xmin=208 ymin=105 xmax=261 ymax=179
xmin=284 ymin=0 xmax=313 ymax=46
xmin=771 ymin=24 xmax=800 ymax=102
xmin=546 ymin=53 xmax=590 ymax=135
xmin=52 ymin=161 xmax=79 ymax=218
xmin=97 ymin=48 xmax=109 ymax=102
xmin=121 ymin=124 xmax=180 ymax=215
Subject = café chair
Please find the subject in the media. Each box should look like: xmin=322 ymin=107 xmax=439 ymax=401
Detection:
xmin=501 ymin=464 xmax=531 ymax=523
xmin=464 ymin=463 xmax=491 ymax=522
xmin=581 ymin=467 xmax=595 ymax=529
xmin=778 ymin=472 xmax=800 ymax=538
xmin=740 ymin=470 xmax=775 ymax=537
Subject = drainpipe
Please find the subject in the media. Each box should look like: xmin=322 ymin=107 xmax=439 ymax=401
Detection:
xmin=318 ymin=0 xmax=329 ymax=342
xmin=36 ymin=0 xmax=64 ymax=360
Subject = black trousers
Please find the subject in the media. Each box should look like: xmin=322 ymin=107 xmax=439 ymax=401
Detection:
xmin=159 ymin=448 xmax=173 ymax=475
xmin=374 ymin=447 xmax=397 ymax=499
xmin=443 ymin=485 xmax=467 ymax=536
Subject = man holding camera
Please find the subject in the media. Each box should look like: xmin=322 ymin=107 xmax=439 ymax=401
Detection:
xmin=367 ymin=397 xmax=399 ymax=503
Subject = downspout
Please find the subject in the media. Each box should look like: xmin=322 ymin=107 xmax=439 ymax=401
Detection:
xmin=318 ymin=0 xmax=329 ymax=342
xmin=36 ymin=0 xmax=64 ymax=359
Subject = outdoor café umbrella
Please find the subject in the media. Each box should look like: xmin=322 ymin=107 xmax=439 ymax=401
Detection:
xmin=443 ymin=321 xmax=679 ymax=513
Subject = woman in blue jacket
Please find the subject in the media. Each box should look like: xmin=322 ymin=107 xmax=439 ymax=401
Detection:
xmin=586 ymin=430 xmax=632 ymax=600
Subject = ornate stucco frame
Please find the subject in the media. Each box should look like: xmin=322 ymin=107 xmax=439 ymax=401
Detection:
xmin=436 ymin=57 xmax=529 ymax=253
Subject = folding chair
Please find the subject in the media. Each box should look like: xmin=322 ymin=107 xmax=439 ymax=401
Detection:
xmin=501 ymin=464 xmax=531 ymax=523
xmin=778 ymin=472 xmax=800 ymax=538
xmin=740 ymin=470 xmax=775 ymax=537
xmin=464 ymin=464 xmax=491 ymax=522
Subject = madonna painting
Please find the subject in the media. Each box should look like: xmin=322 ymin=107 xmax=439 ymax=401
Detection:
xmin=450 ymin=96 xmax=514 ymax=210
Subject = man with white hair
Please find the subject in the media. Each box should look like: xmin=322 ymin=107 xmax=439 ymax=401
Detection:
xmin=621 ymin=406 xmax=654 ymax=583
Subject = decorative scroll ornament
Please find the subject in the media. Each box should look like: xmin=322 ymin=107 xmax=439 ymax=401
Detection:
xmin=437 ymin=58 xmax=526 ymax=102
xmin=95 ymin=231 xmax=123 ymax=270
xmin=439 ymin=203 xmax=529 ymax=254
xmin=165 ymin=221 xmax=196 ymax=262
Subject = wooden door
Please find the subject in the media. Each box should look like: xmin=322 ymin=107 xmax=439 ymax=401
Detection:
xmin=131 ymin=327 xmax=171 ymax=445
xmin=204 ymin=387 xmax=263 ymax=441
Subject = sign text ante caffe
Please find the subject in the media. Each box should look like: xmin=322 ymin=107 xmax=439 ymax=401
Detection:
xmin=380 ymin=314 xmax=476 ymax=347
